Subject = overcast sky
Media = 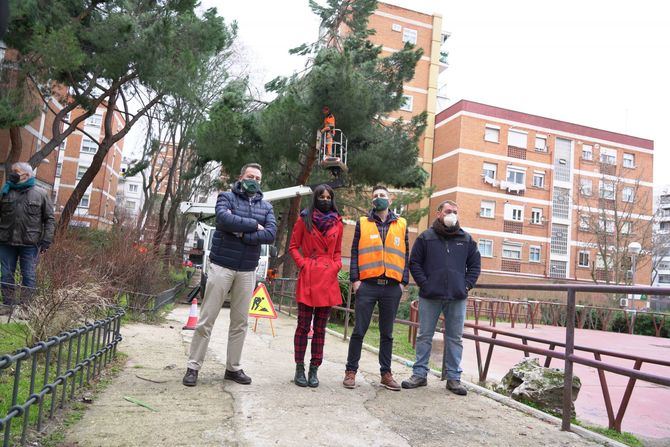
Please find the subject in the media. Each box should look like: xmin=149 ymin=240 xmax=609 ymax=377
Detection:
xmin=130 ymin=0 xmax=669 ymax=185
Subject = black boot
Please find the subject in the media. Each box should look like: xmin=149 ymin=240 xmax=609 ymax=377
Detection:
xmin=294 ymin=363 xmax=308 ymax=387
xmin=308 ymin=365 xmax=319 ymax=388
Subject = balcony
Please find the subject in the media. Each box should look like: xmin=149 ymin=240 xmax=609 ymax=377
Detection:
xmin=503 ymin=220 xmax=523 ymax=234
xmin=501 ymin=259 xmax=521 ymax=273
xmin=599 ymin=162 xmax=616 ymax=176
xmin=595 ymin=269 xmax=613 ymax=282
xmin=507 ymin=145 xmax=527 ymax=160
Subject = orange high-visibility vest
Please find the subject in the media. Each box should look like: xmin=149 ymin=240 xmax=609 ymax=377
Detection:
xmin=358 ymin=216 xmax=407 ymax=282
xmin=323 ymin=114 xmax=335 ymax=132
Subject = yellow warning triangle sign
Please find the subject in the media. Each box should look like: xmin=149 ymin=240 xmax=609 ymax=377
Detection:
xmin=248 ymin=283 xmax=277 ymax=319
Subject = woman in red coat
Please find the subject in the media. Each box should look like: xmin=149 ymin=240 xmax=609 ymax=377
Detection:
xmin=289 ymin=184 xmax=343 ymax=388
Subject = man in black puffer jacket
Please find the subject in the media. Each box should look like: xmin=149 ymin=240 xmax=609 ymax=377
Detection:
xmin=184 ymin=163 xmax=276 ymax=387
xmin=401 ymin=199 xmax=481 ymax=396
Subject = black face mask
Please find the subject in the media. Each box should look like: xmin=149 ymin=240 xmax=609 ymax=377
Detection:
xmin=8 ymin=173 xmax=20 ymax=184
xmin=315 ymin=199 xmax=332 ymax=213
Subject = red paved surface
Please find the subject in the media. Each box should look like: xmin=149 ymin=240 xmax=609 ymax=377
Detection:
xmin=428 ymin=323 xmax=670 ymax=440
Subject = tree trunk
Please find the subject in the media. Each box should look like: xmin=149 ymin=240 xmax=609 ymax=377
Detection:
xmin=4 ymin=127 xmax=23 ymax=180
xmin=58 ymin=143 xmax=112 ymax=231
xmin=281 ymin=146 xmax=318 ymax=278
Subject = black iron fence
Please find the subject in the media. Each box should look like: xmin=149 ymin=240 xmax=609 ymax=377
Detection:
xmin=0 ymin=308 xmax=124 ymax=447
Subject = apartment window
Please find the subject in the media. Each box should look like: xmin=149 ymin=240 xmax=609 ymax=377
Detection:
xmin=578 ymin=251 xmax=590 ymax=268
xmin=529 ymin=246 xmax=541 ymax=263
xmin=551 ymin=223 xmax=568 ymax=255
xmin=502 ymin=243 xmax=522 ymax=260
xmin=506 ymin=167 xmax=525 ymax=185
xmin=79 ymin=194 xmax=90 ymax=209
xmin=504 ymin=203 xmax=524 ymax=222
xmin=599 ymin=181 xmax=615 ymax=200
xmin=400 ymin=94 xmax=413 ymax=112
xmin=659 ymin=274 xmax=670 ymax=284
xmin=59 ymin=140 xmax=67 ymax=151
xmin=532 ymin=172 xmax=545 ymax=188
xmin=531 ymin=208 xmax=543 ymax=225
xmin=582 ymin=144 xmax=593 ymax=161
xmin=660 ymin=222 xmax=670 ymax=232
xmin=600 ymin=147 xmax=617 ymax=165
xmin=482 ymin=162 xmax=497 ymax=179
xmin=125 ymin=200 xmax=136 ymax=210
xmin=579 ymin=215 xmax=590 ymax=230
xmin=402 ymin=28 xmax=418 ymax=45
xmin=658 ymin=261 xmax=670 ymax=271
xmin=77 ymin=165 xmax=89 ymax=180
xmin=478 ymin=239 xmax=493 ymax=258
xmin=580 ymin=178 xmax=593 ymax=196
xmin=535 ymin=135 xmax=547 ymax=152
xmin=484 ymin=125 xmax=500 ymax=143
xmin=86 ymin=113 xmax=102 ymax=127
xmin=508 ymin=129 xmax=528 ymax=148
xmin=480 ymin=201 xmax=495 ymax=218
xmin=623 ymin=153 xmax=635 ymax=168
xmin=622 ymin=221 xmax=632 ymax=234
xmin=56 ymin=163 xmax=62 ymax=178
xmin=596 ymin=254 xmax=609 ymax=269
xmin=599 ymin=218 xmax=615 ymax=234
xmin=129 ymin=184 xmax=139 ymax=193
xmin=81 ymin=138 xmax=97 ymax=154
xmin=622 ymin=186 xmax=634 ymax=202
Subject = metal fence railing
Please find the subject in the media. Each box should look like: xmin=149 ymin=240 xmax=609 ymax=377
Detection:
xmin=0 ymin=308 xmax=124 ymax=447
xmin=268 ymin=278 xmax=670 ymax=434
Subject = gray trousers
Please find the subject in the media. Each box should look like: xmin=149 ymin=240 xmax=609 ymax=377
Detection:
xmin=187 ymin=263 xmax=256 ymax=372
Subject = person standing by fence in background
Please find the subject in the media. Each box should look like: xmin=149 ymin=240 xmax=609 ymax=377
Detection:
xmin=0 ymin=162 xmax=55 ymax=315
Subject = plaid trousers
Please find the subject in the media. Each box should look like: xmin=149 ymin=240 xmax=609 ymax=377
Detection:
xmin=294 ymin=302 xmax=331 ymax=367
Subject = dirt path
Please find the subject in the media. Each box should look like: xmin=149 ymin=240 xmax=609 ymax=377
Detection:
xmin=64 ymin=305 xmax=609 ymax=446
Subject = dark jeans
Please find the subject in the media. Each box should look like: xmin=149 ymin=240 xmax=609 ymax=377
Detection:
xmin=346 ymin=281 xmax=402 ymax=374
xmin=0 ymin=244 xmax=38 ymax=305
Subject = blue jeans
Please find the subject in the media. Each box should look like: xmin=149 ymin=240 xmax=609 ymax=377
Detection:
xmin=413 ymin=297 xmax=467 ymax=380
xmin=0 ymin=244 xmax=39 ymax=305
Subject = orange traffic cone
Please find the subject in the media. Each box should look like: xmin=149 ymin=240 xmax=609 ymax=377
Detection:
xmin=182 ymin=298 xmax=199 ymax=330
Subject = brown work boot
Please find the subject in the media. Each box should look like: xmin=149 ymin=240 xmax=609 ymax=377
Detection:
xmin=343 ymin=370 xmax=356 ymax=389
xmin=446 ymin=379 xmax=468 ymax=396
xmin=381 ymin=371 xmax=401 ymax=391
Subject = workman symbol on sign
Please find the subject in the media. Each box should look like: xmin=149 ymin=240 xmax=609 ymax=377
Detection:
xmin=251 ymin=296 xmax=263 ymax=311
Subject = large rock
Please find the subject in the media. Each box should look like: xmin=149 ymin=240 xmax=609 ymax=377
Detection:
xmin=496 ymin=358 xmax=581 ymax=417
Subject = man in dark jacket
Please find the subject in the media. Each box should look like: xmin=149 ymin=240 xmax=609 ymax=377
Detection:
xmin=0 ymin=162 xmax=55 ymax=311
xmin=183 ymin=163 xmax=276 ymax=387
xmin=401 ymin=200 xmax=481 ymax=395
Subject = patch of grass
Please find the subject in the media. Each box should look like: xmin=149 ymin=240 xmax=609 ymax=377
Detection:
xmin=0 ymin=321 xmax=29 ymax=354
xmin=327 ymin=321 xmax=416 ymax=360
xmin=509 ymin=392 xmax=643 ymax=447
xmin=574 ymin=422 xmax=644 ymax=447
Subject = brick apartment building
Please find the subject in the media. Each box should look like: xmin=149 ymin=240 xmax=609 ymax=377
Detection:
xmin=0 ymin=48 xmax=59 ymax=190
xmin=433 ymin=100 xmax=654 ymax=285
xmin=53 ymin=106 xmax=125 ymax=229
xmin=339 ymin=2 xmax=448 ymax=258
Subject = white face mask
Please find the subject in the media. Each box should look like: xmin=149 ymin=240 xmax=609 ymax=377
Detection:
xmin=443 ymin=213 xmax=458 ymax=228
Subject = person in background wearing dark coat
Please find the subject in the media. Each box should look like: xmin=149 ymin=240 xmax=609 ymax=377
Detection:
xmin=0 ymin=162 xmax=55 ymax=315
xmin=401 ymin=200 xmax=481 ymax=396
xmin=289 ymin=184 xmax=343 ymax=388
xmin=183 ymin=163 xmax=276 ymax=387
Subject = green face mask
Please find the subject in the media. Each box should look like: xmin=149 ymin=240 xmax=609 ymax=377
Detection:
xmin=372 ymin=197 xmax=389 ymax=212
xmin=241 ymin=179 xmax=260 ymax=195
